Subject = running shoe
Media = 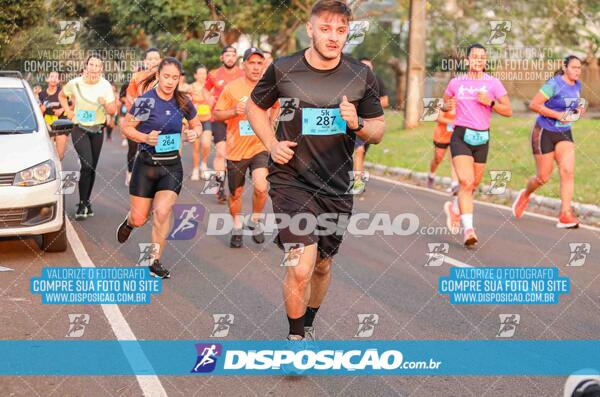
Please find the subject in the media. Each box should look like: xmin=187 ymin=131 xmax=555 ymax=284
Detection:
xmin=85 ymin=202 xmax=94 ymax=217
xmin=149 ymin=259 xmax=171 ymax=279
xmin=246 ymin=219 xmax=265 ymax=244
xmin=116 ymin=216 xmax=133 ymax=243
xmin=304 ymin=326 xmax=316 ymax=341
xmin=557 ymin=211 xmax=580 ymax=229
xmin=353 ymin=178 xmax=366 ymax=194
xmin=427 ymin=174 xmax=435 ymax=189
xmin=200 ymin=163 xmax=210 ymax=180
xmin=464 ymin=228 xmax=478 ymax=248
xmin=443 ymin=201 xmax=460 ymax=235
xmin=512 ymin=189 xmax=530 ymax=219
xmin=190 ymin=167 xmax=200 ymax=181
xmin=75 ymin=201 xmax=88 ymax=220
xmin=230 ymin=229 xmax=243 ymax=248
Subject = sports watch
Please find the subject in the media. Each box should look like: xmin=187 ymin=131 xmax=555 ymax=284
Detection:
xmin=348 ymin=117 xmax=364 ymax=132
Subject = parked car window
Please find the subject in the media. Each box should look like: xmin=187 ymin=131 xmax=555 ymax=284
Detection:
xmin=0 ymin=88 xmax=38 ymax=133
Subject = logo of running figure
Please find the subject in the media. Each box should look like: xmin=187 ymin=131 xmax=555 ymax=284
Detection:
xmin=210 ymin=314 xmax=234 ymax=338
xmin=56 ymin=171 xmax=80 ymax=195
xmin=487 ymin=20 xmax=511 ymax=45
xmin=57 ymin=21 xmax=81 ymax=45
xmin=420 ymin=98 xmax=443 ymax=122
xmin=65 ymin=314 xmax=90 ymax=338
xmin=496 ymin=314 xmax=520 ymax=338
xmin=201 ymin=171 xmax=226 ymax=194
xmin=354 ymin=313 xmax=379 ymax=338
xmin=277 ymin=98 xmax=299 ymax=122
xmin=282 ymin=243 xmax=305 ymax=267
xmin=561 ymin=98 xmax=586 ymax=123
xmin=425 ymin=243 xmax=449 ymax=267
xmin=191 ymin=343 xmax=222 ymax=373
xmin=487 ymin=170 xmax=512 ymax=195
xmin=138 ymin=243 xmax=160 ymax=267
xmin=567 ymin=243 xmax=591 ymax=267
xmin=346 ymin=171 xmax=370 ymax=195
xmin=346 ymin=21 xmax=370 ymax=45
xmin=202 ymin=21 xmax=225 ymax=44
xmin=168 ymin=204 xmax=205 ymax=240
xmin=133 ymin=97 xmax=155 ymax=122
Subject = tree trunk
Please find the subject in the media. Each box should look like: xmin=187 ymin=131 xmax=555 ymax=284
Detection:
xmin=584 ymin=48 xmax=600 ymax=108
xmin=388 ymin=57 xmax=407 ymax=110
xmin=404 ymin=0 xmax=427 ymax=128
xmin=397 ymin=67 xmax=406 ymax=110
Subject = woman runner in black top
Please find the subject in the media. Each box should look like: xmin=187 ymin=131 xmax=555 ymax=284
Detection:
xmin=116 ymin=57 xmax=202 ymax=279
xmin=39 ymin=71 xmax=68 ymax=160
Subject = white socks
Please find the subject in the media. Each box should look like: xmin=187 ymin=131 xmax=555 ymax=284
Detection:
xmin=461 ymin=214 xmax=474 ymax=230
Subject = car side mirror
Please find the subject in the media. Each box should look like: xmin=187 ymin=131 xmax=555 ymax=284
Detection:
xmin=49 ymin=119 xmax=74 ymax=137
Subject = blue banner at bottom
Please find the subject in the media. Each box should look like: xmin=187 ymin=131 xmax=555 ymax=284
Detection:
xmin=1 ymin=340 xmax=600 ymax=376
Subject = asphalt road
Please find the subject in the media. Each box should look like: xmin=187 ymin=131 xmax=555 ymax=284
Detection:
xmin=1 ymin=134 xmax=599 ymax=396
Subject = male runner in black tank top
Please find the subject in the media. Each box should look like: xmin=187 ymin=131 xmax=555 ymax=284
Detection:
xmin=248 ymin=0 xmax=385 ymax=341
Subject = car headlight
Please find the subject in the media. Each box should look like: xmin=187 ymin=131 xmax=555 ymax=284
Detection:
xmin=13 ymin=160 xmax=56 ymax=186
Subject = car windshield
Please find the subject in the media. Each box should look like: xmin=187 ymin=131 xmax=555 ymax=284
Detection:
xmin=0 ymin=88 xmax=38 ymax=133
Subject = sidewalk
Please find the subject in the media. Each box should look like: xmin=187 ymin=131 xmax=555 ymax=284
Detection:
xmin=363 ymin=161 xmax=600 ymax=226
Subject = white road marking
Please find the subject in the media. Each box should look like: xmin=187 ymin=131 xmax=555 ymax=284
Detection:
xmin=443 ymin=256 xmax=473 ymax=268
xmin=370 ymin=174 xmax=600 ymax=232
xmin=66 ymin=219 xmax=168 ymax=397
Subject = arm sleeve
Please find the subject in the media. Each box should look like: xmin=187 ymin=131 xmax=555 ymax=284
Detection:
xmin=62 ymin=80 xmax=75 ymax=98
xmin=357 ymin=68 xmax=384 ymax=118
xmin=183 ymin=98 xmax=197 ymax=120
xmin=128 ymin=96 xmax=138 ymax=116
xmin=493 ymin=79 xmax=508 ymax=99
xmin=539 ymin=78 xmax=556 ymax=99
xmin=376 ymin=75 xmax=387 ymax=97
xmin=250 ymin=63 xmax=279 ymax=110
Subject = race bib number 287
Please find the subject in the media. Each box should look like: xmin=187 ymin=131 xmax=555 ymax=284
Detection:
xmin=302 ymin=108 xmax=347 ymax=135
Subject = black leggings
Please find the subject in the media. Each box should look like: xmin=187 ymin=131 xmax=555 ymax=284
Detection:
xmin=127 ymin=138 xmax=138 ymax=172
xmin=71 ymin=125 xmax=104 ymax=203
xmin=104 ymin=125 xmax=113 ymax=140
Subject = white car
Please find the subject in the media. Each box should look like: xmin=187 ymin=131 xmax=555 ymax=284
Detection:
xmin=0 ymin=71 xmax=71 ymax=252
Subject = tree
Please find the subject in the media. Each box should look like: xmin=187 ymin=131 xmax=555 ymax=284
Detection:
xmin=0 ymin=0 xmax=46 ymax=63
xmin=404 ymin=0 xmax=427 ymax=128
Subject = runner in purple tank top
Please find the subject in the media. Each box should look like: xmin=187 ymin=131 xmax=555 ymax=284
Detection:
xmin=512 ymin=55 xmax=585 ymax=229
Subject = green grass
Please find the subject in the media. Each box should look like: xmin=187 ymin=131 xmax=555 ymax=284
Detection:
xmin=367 ymin=111 xmax=600 ymax=204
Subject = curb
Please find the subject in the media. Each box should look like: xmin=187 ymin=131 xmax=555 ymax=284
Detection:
xmin=364 ymin=161 xmax=600 ymax=224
